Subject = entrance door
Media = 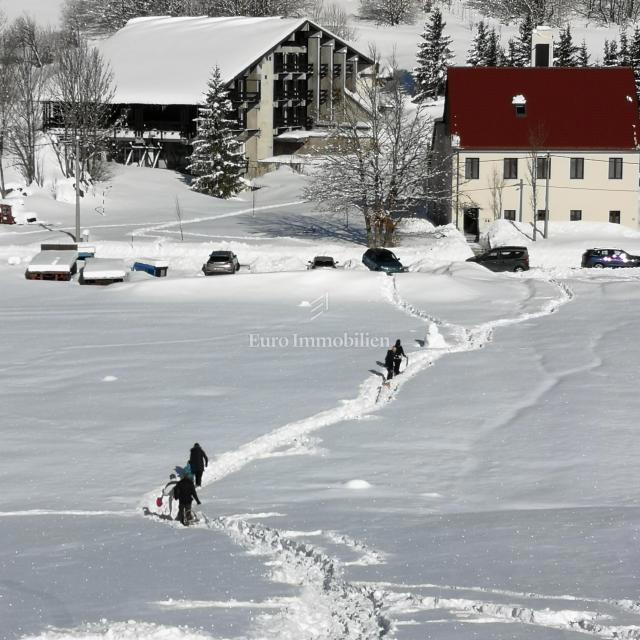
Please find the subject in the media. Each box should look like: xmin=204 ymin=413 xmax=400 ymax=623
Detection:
xmin=463 ymin=208 xmax=480 ymax=240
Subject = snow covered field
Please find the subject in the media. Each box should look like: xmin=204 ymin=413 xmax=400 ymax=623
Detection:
xmin=2 ymin=164 xmax=640 ymax=640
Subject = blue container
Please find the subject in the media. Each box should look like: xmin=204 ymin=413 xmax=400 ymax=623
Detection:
xmin=133 ymin=258 xmax=168 ymax=277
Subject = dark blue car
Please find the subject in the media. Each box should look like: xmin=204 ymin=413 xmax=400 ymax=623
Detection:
xmin=362 ymin=248 xmax=406 ymax=273
xmin=581 ymin=248 xmax=640 ymax=269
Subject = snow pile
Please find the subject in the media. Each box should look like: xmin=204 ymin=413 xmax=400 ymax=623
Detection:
xmin=344 ymin=479 xmax=372 ymax=489
xmin=18 ymin=620 xmax=215 ymax=640
xmin=397 ymin=217 xmax=435 ymax=234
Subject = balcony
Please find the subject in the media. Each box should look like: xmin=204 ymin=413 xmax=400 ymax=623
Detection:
xmin=229 ymin=91 xmax=261 ymax=105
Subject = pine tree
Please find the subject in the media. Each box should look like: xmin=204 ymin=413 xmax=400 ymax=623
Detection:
xmin=630 ymin=27 xmax=640 ymax=98
xmin=619 ymin=30 xmax=631 ymax=66
xmin=187 ymin=66 xmax=245 ymax=198
xmin=512 ymin=12 xmax=533 ymax=67
xmin=414 ymin=8 xmax=453 ymax=100
xmin=484 ymin=27 xmax=503 ymax=66
xmin=555 ymin=25 xmax=577 ymax=67
xmin=467 ymin=21 xmax=488 ymax=66
xmin=576 ymin=40 xmax=590 ymax=67
xmin=505 ymin=38 xmax=518 ymax=66
xmin=603 ymin=39 xmax=619 ymax=66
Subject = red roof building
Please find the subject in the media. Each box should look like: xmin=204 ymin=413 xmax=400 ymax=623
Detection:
xmin=445 ymin=66 xmax=640 ymax=151
xmin=432 ymin=66 xmax=640 ymax=237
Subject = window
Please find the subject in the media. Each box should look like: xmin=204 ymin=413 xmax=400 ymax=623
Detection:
xmin=609 ymin=210 xmax=621 ymax=224
xmin=570 ymin=158 xmax=584 ymax=180
xmin=570 ymin=209 xmax=582 ymax=221
xmin=504 ymin=209 xmax=516 ymax=221
xmin=536 ymin=156 xmax=550 ymax=179
xmin=503 ymin=158 xmax=518 ymax=180
xmin=537 ymin=209 xmax=547 ymax=221
xmin=465 ymin=157 xmax=479 ymax=180
xmin=515 ymin=104 xmax=526 ymax=117
xmin=609 ymin=157 xmax=623 ymax=179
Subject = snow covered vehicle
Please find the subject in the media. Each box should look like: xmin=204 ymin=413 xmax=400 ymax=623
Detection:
xmin=307 ymin=256 xmax=337 ymax=269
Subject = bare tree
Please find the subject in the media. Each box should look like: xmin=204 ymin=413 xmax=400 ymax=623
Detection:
xmin=311 ymin=1 xmax=358 ymax=41
xmin=8 ymin=58 xmax=47 ymax=185
xmin=488 ymin=164 xmax=505 ymax=220
xmin=359 ymin=0 xmax=419 ymax=26
xmin=50 ymin=37 xmax=116 ymax=180
xmin=467 ymin=0 xmax=569 ymax=25
xmin=305 ymin=54 xmax=439 ymax=247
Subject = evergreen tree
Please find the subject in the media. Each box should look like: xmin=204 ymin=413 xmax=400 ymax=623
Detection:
xmin=619 ymin=30 xmax=631 ymax=65
xmin=187 ymin=66 xmax=245 ymax=198
xmin=512 ymin=12 xmax=533 ymax=67
xmin=576 ymin=40 xmax=590 ymax=67
xmin=484 ymin=27 xmax=503 ymax=66
xmin=630 ymin=27 xmax=640 ymax=98
xmin=414 ymin=8 xmax=453 ymax=100
xmin=554 ymin=25 xmax=577 ymax=67
xmin=467 ymin=20 xmax=488 ymax=66
xmin=603 ymin=39 xmax=619 ymax=66
xmin=505 ymin=37 xmax=518 ymax=66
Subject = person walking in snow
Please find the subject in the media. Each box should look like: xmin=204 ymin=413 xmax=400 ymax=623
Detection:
xmin=393 ymin=339 xmax=407 ymax=376
xmin=384 ymin=346 xmax=397 ymax=381
xmin=173 ymin=474 xmax=201 ymax=526
xmin=161 ymin=473 xmax=179 ymax=518
xmin=189 ymin=442 xmax=209 ymax=487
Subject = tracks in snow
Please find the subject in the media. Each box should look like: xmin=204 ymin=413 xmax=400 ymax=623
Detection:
xmin=143 ymin=272 xmax=628 ymax=640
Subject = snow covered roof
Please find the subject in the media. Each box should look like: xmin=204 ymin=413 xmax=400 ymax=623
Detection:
xmin=82 ymin=259 xmax=127 ymax=279
xmin=446 ymin=67 xmax=640 ymax=151
xmin=97 ymin=16 xmax=370 ymax=105
xmin=27 ymin=251 xmax=78 ymax=273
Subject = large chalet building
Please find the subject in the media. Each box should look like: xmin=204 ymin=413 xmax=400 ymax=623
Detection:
xmin=433 ymin=29 xmax=640 ymax=236
xmin=44 ymin=16 xmax=374 ymax=174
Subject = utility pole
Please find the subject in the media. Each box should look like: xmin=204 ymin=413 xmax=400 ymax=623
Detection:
xmin=518 ymin=178 xmax=523 ymax=223
xmin=75 ymin=135 xmax=81 ymax=242
xmin=543 ymin=152 xmax=550 ymax=239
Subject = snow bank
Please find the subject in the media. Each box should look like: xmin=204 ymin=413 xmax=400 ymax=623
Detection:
xmin=18 ymin=621 xmax=215 ymax=639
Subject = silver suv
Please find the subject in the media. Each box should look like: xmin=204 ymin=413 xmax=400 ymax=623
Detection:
xmin=202 ymin=251 xmax=240 ymax=275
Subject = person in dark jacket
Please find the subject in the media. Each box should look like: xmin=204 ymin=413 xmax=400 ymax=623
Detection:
xmin=189 ymin=442 xmax=209 ymax=487
xmin=384 ymin=346 xmax=396 ymax=380
xmin=173 ymin=475 xmax=201 ymax=526
xmin=393 ymin=339 xmax=407 ymax=375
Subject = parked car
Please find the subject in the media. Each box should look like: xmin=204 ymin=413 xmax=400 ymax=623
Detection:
xmin=581 ymin=248 xmax=640 ymax=269
xmin=466 ymin=246 xmax=529 ymax=272
xmin=202 ymin=250 xmax=240 ymax=275
xmin=362 ymin=248 xmax=406 ymax=273
xmin=307 ymin=256 xmax=337 ymax=269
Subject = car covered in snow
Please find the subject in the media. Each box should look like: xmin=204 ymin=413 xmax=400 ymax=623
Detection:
xmin=362 ymin=248 xmax=406 ymax=273
xmin=307 ymin=256 xmax=338 ymax=270
xmin=202 ymin=250 xmax=240 ymax=275
xmin=466 ymin=246 xmax=529 ymax=273
xmin=581 ymin=248 xmax=640 ymax=269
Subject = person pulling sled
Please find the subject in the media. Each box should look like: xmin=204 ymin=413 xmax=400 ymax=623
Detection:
xmin=173 ymin=474 xmax=201 ymax=526
xmin=393 ymin=339 xmax=408 ymax=375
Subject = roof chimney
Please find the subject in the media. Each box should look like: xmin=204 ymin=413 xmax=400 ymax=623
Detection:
xmin=532 ymin=26 xmax=554 ymax=67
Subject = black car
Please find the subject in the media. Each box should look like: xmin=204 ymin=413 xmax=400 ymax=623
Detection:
xmin=202 ymin=250 xmax=240 ymax=275
xmin=466 ymin=246 xmax=529 ymax=272
xmin=307 ymin=256 xmax=337 ymax=269
xmin=362 ymin=248 xmax=406 ymax=273
xmin=581 ymin=248 xmax=640 ymax=269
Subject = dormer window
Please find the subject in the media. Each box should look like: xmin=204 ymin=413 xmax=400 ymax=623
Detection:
xmin=512 ymin=94 xmax=527 ymax=117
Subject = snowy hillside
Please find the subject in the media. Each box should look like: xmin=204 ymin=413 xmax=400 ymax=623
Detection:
xmin=3 ymin=164 xmax=640 ymax=640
